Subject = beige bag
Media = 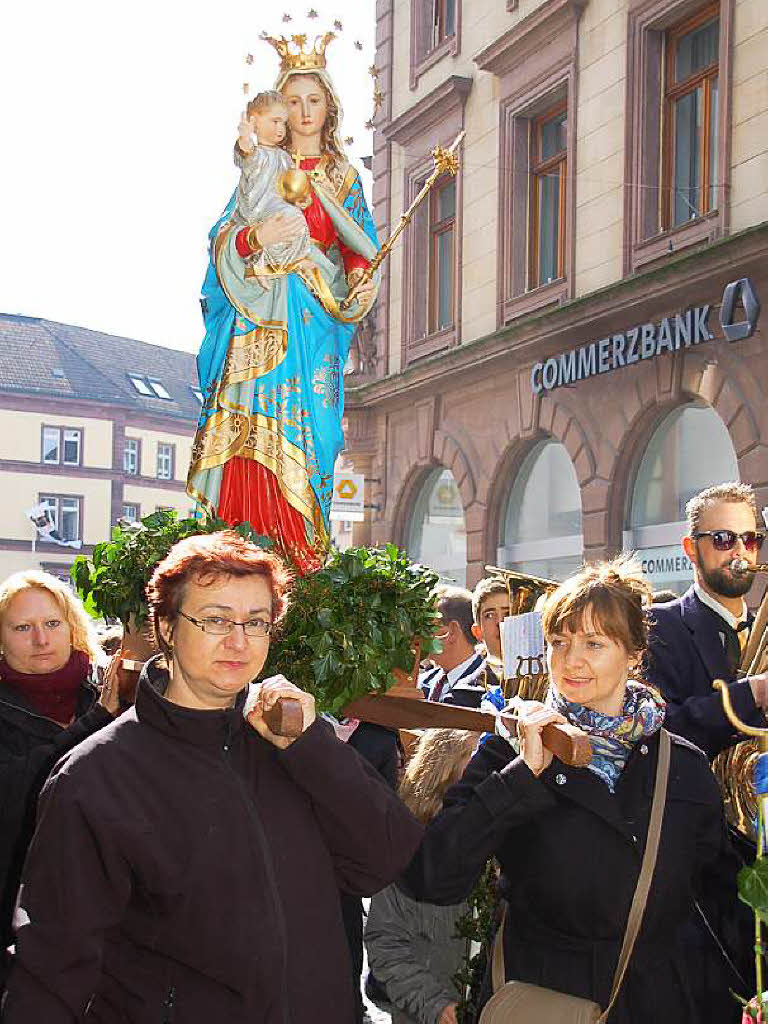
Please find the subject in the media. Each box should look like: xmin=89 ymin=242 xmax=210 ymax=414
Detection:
xmin=479 ymin=729 xmax=671 ymax=1024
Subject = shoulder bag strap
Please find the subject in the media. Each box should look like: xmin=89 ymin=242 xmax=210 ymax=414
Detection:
xmin=598 ymin=727 xmax=671 ymax=1022
xmin=491 ymin=903 xmax=507 ymax=993
xmin=489 ymin=730 xmax=671 ymax=1006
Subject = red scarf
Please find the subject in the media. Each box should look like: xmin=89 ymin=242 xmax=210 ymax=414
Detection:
xmin=0 ymin=650 xmax=90 ymax=724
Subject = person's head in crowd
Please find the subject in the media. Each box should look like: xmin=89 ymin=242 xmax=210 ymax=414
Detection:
xmin=471 ymin=578 xmax=511 ymax=661
xmin=431 ymin=585 xmax=476 ymax=672
xmin=398 ymin=728 xmax=477 ymax=824
xmin=146 ymin=531 xmax=292 ymax=711
xmin=682 ymin=482 xmax=762 ymax=609
xmin=98 ymin=625 xmax=124 ymax=658
xmin=540 ymin=557 xmax=651 ymax=716
xmin=650 ymin=589 xmax=678 ymax=605
xmin=0 ymin=570 xmax=100 ymax=676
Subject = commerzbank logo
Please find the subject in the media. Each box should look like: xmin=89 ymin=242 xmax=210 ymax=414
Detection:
xmin=719 ymin=277 xmax=761 ymax=342
xmin=335 ymin=478 xmax=358 ymax=500
xmin=531 ymin=277 xmax=761 ymax=395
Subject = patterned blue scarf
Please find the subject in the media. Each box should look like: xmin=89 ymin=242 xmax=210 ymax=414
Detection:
xmin=547 ymin=682 xmax=666 ymax=792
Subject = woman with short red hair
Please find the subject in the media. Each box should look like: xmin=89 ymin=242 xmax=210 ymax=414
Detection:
xmin=3 ymin=531 xmax=423 ymax=1023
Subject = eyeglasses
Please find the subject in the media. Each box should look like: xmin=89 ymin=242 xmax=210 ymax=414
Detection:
xmin=692 ymin=530 xmax=766 ymax=552
xmin=179 ymin=611 xmax=272 ymax=638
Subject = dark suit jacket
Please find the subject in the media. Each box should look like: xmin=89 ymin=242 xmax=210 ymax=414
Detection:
xmin=647 ymin=586 xmax=763 ymax=758
xmin=418 ymin=653 xmax=486 ymax=709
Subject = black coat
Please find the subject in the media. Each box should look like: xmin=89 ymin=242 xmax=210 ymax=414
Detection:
xmin=348 ymin=722 xmax=401 ymax=791
xmin=403 ymin=731 xmax=740 ymax=1024
xmin=2 ymin=662 xmax=424 ymax=1023
xmin=0 ymin=671 xmax=112 ymax=961
xmin=647 ymin=587 xmax=763 ymax=757
xmin=342 ymin=723 xmax=401 ymax=1021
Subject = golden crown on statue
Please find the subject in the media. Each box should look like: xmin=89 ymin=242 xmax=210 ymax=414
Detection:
xmin=259 ymin=31 xmax=336 ymax=74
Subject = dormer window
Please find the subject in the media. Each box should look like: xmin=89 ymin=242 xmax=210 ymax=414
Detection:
xmin=128 ymin=375 xmax=153 ymax=396
xmin=127 ymin=375 xmax=171 ymax=399
xmin=148 ymin=380 xmax=171 ymax=399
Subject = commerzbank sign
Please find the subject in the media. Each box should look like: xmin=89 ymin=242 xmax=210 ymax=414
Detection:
xmin=531 ymin=277 xmax=761 ymax=396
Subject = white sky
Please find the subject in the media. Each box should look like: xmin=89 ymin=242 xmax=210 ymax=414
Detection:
xmin=0 ymin=1 xmax=376 ymax=353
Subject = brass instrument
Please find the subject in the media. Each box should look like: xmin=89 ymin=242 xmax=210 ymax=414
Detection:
xmin=484 ymin=565 xmax=559 ymax=701
xmin=732 ymin=559 xmax=768 ymax=576
xmin=484 ymin=565 xmax=559 ymax=615
xmin=712 ymin=559 xmax=768 ymax=839
xmin=714 ymin=678 xmax=768 ymax=999
xmin=712 ymin=739 xmax=761 ymax=841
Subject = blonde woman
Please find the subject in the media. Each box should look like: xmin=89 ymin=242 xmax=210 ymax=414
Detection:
xmin=0 ymin=570 xmax=119 ymax=980
xmin=365 ymin=729 xmax=479 ymax=1024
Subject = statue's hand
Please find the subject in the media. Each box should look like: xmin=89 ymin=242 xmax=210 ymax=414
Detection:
xmin=258 ymin=213 xmax=304 ymax=248
xmin=347 ymin=267 xmax=376 ymax=306
xmin=237 ymin=112 xmax=255 ymax=154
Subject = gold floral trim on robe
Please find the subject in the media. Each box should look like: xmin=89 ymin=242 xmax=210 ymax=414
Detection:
xmin=220 ymin=325 xmax=289 ymax=390
xmin=187 ymin=408 xmax=326 ymax=544
xmin=301 ymin=152 xmax=357 ymax=205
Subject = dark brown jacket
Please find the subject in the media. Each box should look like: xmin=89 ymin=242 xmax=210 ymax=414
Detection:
xmin=2 ymin=661 xmax=423 ymax=1023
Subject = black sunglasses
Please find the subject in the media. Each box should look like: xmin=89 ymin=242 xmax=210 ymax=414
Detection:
xmin=692 ymin=529 xmax=765 ymax=552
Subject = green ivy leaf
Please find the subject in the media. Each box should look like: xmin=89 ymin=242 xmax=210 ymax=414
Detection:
xmin=738 ymin=859 xmax=768 ymax=921
xmin=312 ymin=655 xmax=330 ymax=683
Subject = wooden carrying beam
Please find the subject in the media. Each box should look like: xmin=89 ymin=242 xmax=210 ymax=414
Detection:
xmin=120 ymin=659 xmax=591 ymax=767
xmin=345 ymin=695 xmax=591 ymax=767
xmin=274 ymin=694 xmax=592 ymax=767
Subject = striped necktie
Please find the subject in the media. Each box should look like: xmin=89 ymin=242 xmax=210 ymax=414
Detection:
xmin=430 ymin=672 xmax=448 ymax=703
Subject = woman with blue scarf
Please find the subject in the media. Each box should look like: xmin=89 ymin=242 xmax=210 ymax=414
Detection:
xmin=187 ymin=32 xmax=379 ymax=572
xmin=404 ymin=558 xmax=743 ymax=1022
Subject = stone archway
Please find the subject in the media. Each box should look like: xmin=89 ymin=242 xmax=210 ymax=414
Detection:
xmin=397 ymin=463 xmax=468 ymax=585
xmin=483 ymin=388 xmax=598 ymax=571
xmin=606 ymin=350 xmax=763 ymax=557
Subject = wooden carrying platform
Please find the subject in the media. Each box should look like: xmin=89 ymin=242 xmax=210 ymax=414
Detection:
xmin=119 ymin=658 xmax=592 ymax=768
xmin=343 ymin=694 xmax=592 ymax=767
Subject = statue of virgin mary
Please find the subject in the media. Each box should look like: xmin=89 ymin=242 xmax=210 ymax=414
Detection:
xmin=187 ymin=32 xmax=379 ymax=572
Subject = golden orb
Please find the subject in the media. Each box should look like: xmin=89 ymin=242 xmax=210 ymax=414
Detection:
xmin=278 ymin=168 xmax=312 ymax=208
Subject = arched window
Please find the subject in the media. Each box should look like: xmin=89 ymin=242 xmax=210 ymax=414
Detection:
xmin=407 ymin=467 xmax=467 ymax=585
xmin=624 ymin=401 xmax=738 ymax=594
xmin=498 ymin=440 xmax=583 ymax=581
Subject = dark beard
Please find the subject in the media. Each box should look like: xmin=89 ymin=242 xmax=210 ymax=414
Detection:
xmin=699 ymin=561 xmax=753 ymax=598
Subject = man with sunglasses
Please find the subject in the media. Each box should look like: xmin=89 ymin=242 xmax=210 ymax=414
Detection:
xmin=647 ymin=484 xmax=765 ymax=1023
xmin=647 ymin=482 xmax=768 ymax=759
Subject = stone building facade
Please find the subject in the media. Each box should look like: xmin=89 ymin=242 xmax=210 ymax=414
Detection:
xmin=343 ymin=0 xmax=768 ymax=593
xmin=0 ymin=314 xmax=199 ymax=581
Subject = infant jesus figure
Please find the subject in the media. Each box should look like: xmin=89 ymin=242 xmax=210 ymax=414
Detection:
xmin=233 ymin=90 xmax=311 ymax=277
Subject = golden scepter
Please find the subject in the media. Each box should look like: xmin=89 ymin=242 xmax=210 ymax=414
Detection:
xmin=342 ymin=129 xmax=466 ymax=310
